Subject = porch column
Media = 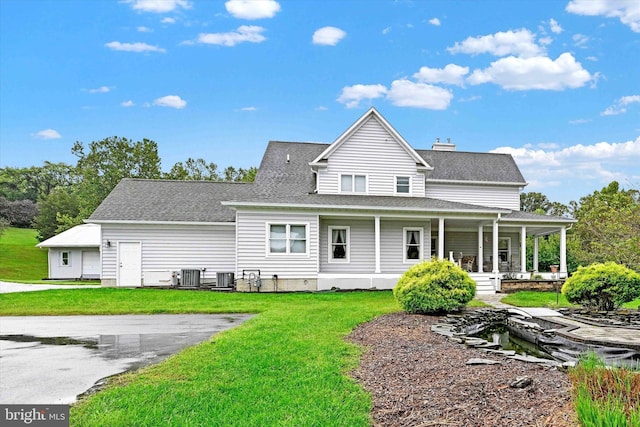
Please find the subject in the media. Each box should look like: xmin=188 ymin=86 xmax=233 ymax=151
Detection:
xmin=477 ymin=225 xmax=484 ymax=273
xmin=374 ymin=215 xmax=381 ymax=273
xmin=560 ymin=226 xmax=567 ymax=277
xmin=533 ymin=236 xmax=539 ymax=272
xmin=492 ymin=219 xmax=499 ymax=273
xmin=520 ymin=226 xmax=527 ymax=273
xmin=438 ymin=217 xmax=445 ymax=259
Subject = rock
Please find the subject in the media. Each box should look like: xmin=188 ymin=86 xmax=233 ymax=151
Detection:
xmin=463 ymin=337 xmax=487 ymax=346
xmin=483 ymin=348 xmax=517 ymax=356
xmin=509 ymin=377 xmax=533 ymax=389
xmin=466 ymin=358 xmax=501 ymax=365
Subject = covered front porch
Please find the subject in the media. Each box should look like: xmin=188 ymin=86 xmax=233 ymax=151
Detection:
xmin=317 ymin=211 xmax=574 ymax=294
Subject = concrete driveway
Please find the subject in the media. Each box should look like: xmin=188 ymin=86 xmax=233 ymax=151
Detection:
xmin=0 ymin=314 xmax=253 ymax=404
xmin=0 ymin=281 xmax=101 ymax=293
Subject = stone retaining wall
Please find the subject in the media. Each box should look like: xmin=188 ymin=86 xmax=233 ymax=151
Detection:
xmin=501 ymin=280 xmax=564 ymax=293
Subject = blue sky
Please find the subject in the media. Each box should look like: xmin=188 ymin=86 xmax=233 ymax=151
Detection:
xmin=0 ymin=0 xmax=638 ymax=204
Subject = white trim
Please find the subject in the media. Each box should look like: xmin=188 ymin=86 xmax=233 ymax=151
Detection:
xmin=403 ymin=227 xmax=423 ymax=264
xmin=117 ymin=241 xmax=142 ymax=287
xmin=60 ymin=251 xmax=71 ymax=267
xmin=265 ymin=222 xmax=310 ymax=257
xmin=426 ymin=178 xmax=527 ymax=187
xmin=394 ymin=175 xmax=412 ymax=195
xmin=328 ymin=226 xmax=350 ymax=263
xmin=86 ymin=220 xmax=236 ymax=226
xmin=498 ymin=236 xmax=511 ymax=268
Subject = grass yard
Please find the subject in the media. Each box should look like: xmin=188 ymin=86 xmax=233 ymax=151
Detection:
xmin=0 ymin=288 xmax=401 ymax=426
xmin=0 ymin=227 xmax=48 ymax=281
xmin=501 ymin=291 xmax=640 ymax=310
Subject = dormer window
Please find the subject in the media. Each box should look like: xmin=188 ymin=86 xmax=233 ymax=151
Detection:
xmin=340 ymin=174 xmax=366 ymax=193
xmin=396 ymin=176 xmax=410 ymax=194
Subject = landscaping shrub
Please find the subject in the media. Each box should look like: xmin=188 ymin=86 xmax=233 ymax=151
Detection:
xmin=562 ymin=262 xmax=640 ymax=311
xmin=393 ymin=258 xmax=476 ymax=314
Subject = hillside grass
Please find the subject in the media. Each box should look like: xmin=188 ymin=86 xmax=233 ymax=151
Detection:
xmin=0 ymin=227 xmax=48 ymax=281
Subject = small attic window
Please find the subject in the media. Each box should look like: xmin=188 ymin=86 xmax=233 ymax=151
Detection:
xmin=340 ymin=174 xmax=366 ymax=193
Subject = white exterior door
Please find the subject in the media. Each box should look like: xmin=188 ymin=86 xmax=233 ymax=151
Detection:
xmin=81 ymin=251 xmax=100 ymax=278
xmin=118 ymin=242 xmax=142 ymax=287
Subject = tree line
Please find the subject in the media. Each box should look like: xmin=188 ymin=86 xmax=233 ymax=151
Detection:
xmin=0 ymin=136 xmax=256 ymax=240
xmin=519 ymin=182 xmax=639 ymax=273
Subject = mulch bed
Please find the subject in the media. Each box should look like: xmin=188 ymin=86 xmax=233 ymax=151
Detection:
xmin=347 ymin=312 xmax=578 ymax=427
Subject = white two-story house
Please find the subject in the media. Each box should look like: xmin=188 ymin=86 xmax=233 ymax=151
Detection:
xmin=88 ymin=108 xmax=574 ymax=294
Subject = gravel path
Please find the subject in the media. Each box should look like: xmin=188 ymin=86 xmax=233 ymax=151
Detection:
xmin=348 ymin=312 xmax=577 ymax=427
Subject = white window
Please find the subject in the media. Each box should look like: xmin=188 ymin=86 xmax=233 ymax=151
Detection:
xmin=340 ymin=174 xmax=366 ymax=193
xmin=329 ymin=226 xmax=350 ymax=263
xmin=396 ymin=176 xmax=411 ymax=194
xmin=268 ymin=224 xmax=308 ymax=255
xmin=60 ymin=251 xmax=70 ymax=266
xmin=498 ymin=237 xmax=510 ymax=266
xmin=403 ymin=228 xmax=423 ymax=263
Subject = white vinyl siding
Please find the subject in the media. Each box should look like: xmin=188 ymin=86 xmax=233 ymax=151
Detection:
xmin=320 ymin=219 xmax=374 ymax=273
xmin=425 ymin=183 xmax=521 ymax=210
xmin=47 ymin=248 xmax=98 ymax=279
xmin=100 ymin=223 xmax=236 ymax=284
xmin=317 ymin=117 xmax=426 ymax=197
xmin=380 ymin=220 xmax=431 ymax=273
xmin=237 ymin=211 xmax=318 ymax=279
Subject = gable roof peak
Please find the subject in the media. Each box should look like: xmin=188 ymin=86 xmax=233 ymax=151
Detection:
xmin=309 ymin=107 xmax=432 ymax=170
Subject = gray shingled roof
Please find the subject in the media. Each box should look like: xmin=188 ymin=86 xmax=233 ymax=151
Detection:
xmin=224 ymin=193 xmax=508 ymax=214
xmin=89 ymin=141 xmax=532 ymax=223
xmin=417 ymin=150 xmax=526 ymax=184
xmin=502 ymin=210 xmax=576 ymax=223
xmin=89 ymin=179 xmax=256 ymax=222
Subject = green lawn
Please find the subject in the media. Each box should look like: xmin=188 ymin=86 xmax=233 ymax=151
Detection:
xmin=501 ymin=291 xmax=640 ymax=309
xmin=0 ymin=227 xmax=48 ymax=281
xmin=0 ymin=289 xmax=402 ymax=426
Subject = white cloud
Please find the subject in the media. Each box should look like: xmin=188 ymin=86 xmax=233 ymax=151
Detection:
xmin=32 ymin=129 xmax=61 ymax=139
xmin=105 ymin=41 xmax=166 ymax=53
xmin=337 ymin=84 xmax=387 ymax=108
xmin=572 ymin=33 xmax=589 ymax=47
xmin=567 ymin=0 xmax=640 ymax=33
xmin=386 ymin=80 xmax=453 ymax=110
xmin=86 ymin=86 xmax=111 ymax=93
xmin=240 ymin=106 xmax=256 ymax=111
xmin=467 ymin=53 xmax=593 ymax=90
xmin=195 ymin=26 xmax=266 ymax=46
xmin=569 ymin=118 xmax=591 ymax=124
xmin=382 ymin=27 xmax=391 ymax=35
xmin=549 ymin=18 xmax=563 ymax=34
xmin=492 ymin=137 xmax=640 ymax=196
xmin=225 ymin=0 xmax=280 ymax=20
xmin=413 ymin=64 xmax=469 ymax=86
xmin=601 ymin=95 xmax=640 ymax=116
xmin=428 ymin=17 xmax=441 ymax=26
xmin=161 ymin=17 xmax=176 ymax=24
xmin=312 ymin=26 xmax=346 ymax=46
xmin=153 ymin=95 xmax=187 ymax=109
xmin=137 ymin=26 xmax=153 ymax=33
xmin=126 ymin=0 xmax=191 ymax=13
xmin=121 ymin=100 xmax=135 ymax=107
xmin=447 ymin=29 xmax=543 ymax=58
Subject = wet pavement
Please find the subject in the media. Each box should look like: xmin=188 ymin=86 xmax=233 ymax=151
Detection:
xmin=0 ymin=314 xmax=253 ymax=404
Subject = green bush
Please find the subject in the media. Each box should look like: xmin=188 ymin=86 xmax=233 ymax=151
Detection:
xmin=562 ymin=262 xmax=640 ymax=311
xmin=393 ymin=258 xmax=476 ymax=314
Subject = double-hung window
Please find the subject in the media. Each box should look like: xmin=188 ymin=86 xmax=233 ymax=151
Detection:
xmin=403 ymin=228 xmax=423 ymax=262
xmin=329 ymin=226 xmax=350 ymax=263
xmin=340 ymin=174 xmax=366 ymax=193
xmin=269 ymin=224 xmax=307 ymax=255
xmin=396 ymin=176 xmax=410 ymax=194
xmin=60 ymin=251 xmax=70 ymax=266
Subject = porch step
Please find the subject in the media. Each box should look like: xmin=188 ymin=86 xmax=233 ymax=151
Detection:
xmin=470 ymin=273 xmax=496 ymax=295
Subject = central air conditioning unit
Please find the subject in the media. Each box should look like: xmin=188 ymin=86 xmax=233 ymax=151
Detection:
xmin=216 ymin=272 xmax=235 ymax=288
xmin=180 ymin=269 xmax=201 ymax=288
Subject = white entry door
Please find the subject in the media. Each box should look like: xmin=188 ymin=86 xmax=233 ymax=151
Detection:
xmin=118 ymin=242 xmax=142 ymax=287
xmin=81 ymin=251 xmax=101 ymax=278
